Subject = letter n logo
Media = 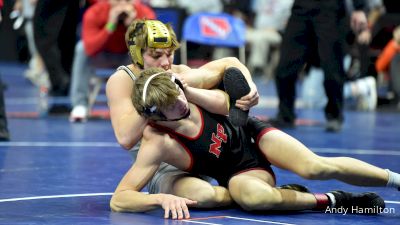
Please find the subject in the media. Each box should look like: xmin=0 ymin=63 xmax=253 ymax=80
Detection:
xmin=208 ymin=123 xmax=227 ymax=158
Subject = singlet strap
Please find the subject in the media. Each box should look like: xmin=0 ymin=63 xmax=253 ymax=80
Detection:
xmin=117 ymin=65 xmax=137 ymax=81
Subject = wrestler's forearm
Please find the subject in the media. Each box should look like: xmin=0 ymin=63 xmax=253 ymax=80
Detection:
xmin=110 ymin=191 xmax=163 ymax=212
xmin=185 ymin=87 xmax=229 ymax=115
xmin=111 ymin=112 xmax=147 ymax=149
xmin=183 ymin=57 xmax=253 ymax=89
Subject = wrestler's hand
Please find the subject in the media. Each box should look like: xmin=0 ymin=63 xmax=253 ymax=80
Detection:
xmin=234 ymin=83 xmax=259 ymax=111
xmin=171 ymin=73 xmax=189 ymax=90
xmin=159 ymin=194 xmax=197 ymax=219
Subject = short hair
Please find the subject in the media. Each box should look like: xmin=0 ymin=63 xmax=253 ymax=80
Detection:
xmin=125 ymin=19 xmax=180 ymax=68
xmin=132 ymin=67 xmax=180 ymax=120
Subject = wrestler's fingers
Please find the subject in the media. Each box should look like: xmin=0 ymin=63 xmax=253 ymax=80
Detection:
xmin=170 ymin=205 xmax=178 ymax=220
xmin=164 ymin=207 xmax=170 ymax=219
xmin=181 ymin=204 xmax=190 ymax=219
xmin=235 ymin=96 xmax=259 ymax=109
xmin=240 ymin=90 xmax=259 ymax=102
xmin=182 ymin=199 xmax=197 ymax=219
xmin=176 ymin=202 xmax=185 ymax=220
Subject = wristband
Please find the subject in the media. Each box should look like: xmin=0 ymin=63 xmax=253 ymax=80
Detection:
xmin=106 ymin=22 xmax=117 ymax=32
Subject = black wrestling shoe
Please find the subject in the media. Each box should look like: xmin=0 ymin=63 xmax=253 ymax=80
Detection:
xmin=278 ymin=184 xmax=310 ymax=193
xmin=327 ymin=191 xmax=385 ymax=214
xmin=223 ymin=67 xmax=250 ymax=127
xmin=0 ymin=128 xmax=10 ymax=141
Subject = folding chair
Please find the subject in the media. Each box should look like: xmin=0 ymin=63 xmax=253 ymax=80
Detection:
xmin=180 ymin=12 xmax=246 ymax=65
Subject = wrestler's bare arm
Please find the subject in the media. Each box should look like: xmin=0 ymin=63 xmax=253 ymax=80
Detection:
xmin=110 ymin=126 xmax=197 ymax=219
xmin=106 ymin=70 xmax=148 ymax=149
xmin=174 ymin=57 xmax=259 ymax=109
xmin=184 ymin=87 xmax=229 ymax=115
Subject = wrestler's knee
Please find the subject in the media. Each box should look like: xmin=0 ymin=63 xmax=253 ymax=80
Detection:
xmin=173 ymin=177 xmax=231 ymax=207
xmin=297 ymin=157 xmax=335 ymax=180
xmin=189 ymin=184 xmax=217 ymax=202
xmin=231 ymin=179 xmax=281 ymax=211
xmin=196 ymin=186 xmax=231 ymax=207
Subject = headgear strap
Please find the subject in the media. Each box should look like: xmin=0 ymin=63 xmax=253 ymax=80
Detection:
xmin=142 ymin=72 xmax=163 ymax=103
xmin=141 ymin=72 xmax=185 ymax=120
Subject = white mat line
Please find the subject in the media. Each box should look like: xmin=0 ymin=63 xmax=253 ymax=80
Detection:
xmin=182 ymin=220 xmax=222 ymax=225
xmin=312 ymin=148 xmax=400 ymax=156
xmin=0 ymin=141 xmax=120 ymax=147
xmin=0 ymin=192 xmax=157 ymax=203
xmin=226 ymin=216 xmax=296 ymax=225
xmin=0 ymin=192 xmax=114 ymax=203
xmin=385 ymin=201 xmax=400 ymax=205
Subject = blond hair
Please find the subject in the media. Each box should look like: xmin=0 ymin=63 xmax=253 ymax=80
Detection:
xmin=132 ymin=68 xmax=180 ymax=120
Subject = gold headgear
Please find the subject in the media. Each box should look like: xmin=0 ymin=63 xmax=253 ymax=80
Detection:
xmin=129 ymin=20 xmax=172 ymax=67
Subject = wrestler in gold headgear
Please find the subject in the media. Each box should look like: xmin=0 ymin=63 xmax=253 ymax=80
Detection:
xmin=125 ymin=19 xmax=180 ymax=68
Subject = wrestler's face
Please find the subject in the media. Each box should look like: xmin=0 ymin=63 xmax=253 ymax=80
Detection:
xmin=143 ymin=48 xmax=175 ymax=71
xmin=160 ymin=88 xmax=189 ymax=120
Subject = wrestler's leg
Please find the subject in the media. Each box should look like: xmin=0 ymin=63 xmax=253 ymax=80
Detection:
xmin=228 ymin=169 xmax=317 ymax=211
xmin=258 ymin=129 xmax=389 ymax=187
xmin=148 ymin=163 xmax=232 ymax=208
xmin=171 ymin=176 xmax=232 ymax=208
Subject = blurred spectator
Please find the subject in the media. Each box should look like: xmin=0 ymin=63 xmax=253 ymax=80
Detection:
xmin=0 ymin=76 xmax=9 ymax=141
xmin=247 ymin=0 xmax=293 ymax=77
xmin=0 ymin=0 xmax=2 ymax=23
xmin=269 ymin=0 xmax=368 ymax=132
xmin=0 ymin=0 xmax=10 ymax=141
xmin=212 ymin=0 xmax=248 ymax=63
xmin=176 ymin=0 xmax=222 ymax=14
xmin=69 ymin=0 xmax=155 ymax=122
xmin=169 ymin=0 xmax=223 ymax=65
xmin=213 ymin=0 xmax=293 ymax=78
xmin=12 ymin=0 xmax=49 ymax=88
xmin=144 ymin=0 xmax=173 ymax=8
xmin=302 ymin=55 xmax=377 ymax=111
xmin=33 ymin=0 xmax=80 ymax=106
xmin=376 ymin=25 xmax=400 ymax=109
xmin=369 ymin=0 xmax=400 ymax=50
xmin=344 ymin=0 xmax=383 ymax=79
xmin=212 ymin=0 xmax=251 ymax=63
xmin=301 ymin=0 xmax=379 ymax=111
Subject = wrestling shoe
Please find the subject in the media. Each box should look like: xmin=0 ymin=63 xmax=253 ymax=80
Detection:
xmin=278 ymin=184 xmax=310 ymax=193
xmin=327 ymin=191 xmax=385 ymax=214
xmin=325 ymin=119 xmax=342 ymax=132
xmin=69 ymin=105 xmax=88 ymax=123
xmin=357 ymin=76 xmax=377 ymax=111
xmin=223 ymin=67 xmax=251 ymax=126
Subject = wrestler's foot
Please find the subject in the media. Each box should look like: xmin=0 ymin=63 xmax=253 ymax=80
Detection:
xmin=327 ymin=191 xmax=385 ymax=214
xmin=278 ymin=184 xmax=310 ymax=193
xmin=223 ymin=67 xmax=250 ymax=126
